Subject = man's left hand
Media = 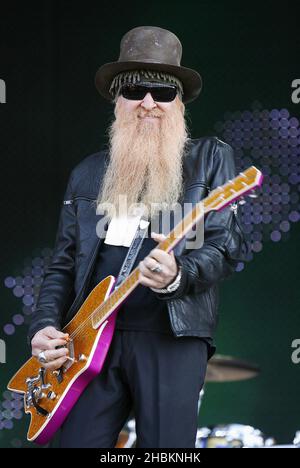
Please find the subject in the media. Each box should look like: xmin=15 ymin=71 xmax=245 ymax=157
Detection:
xmin=138 ymin=232 xmax=178 ymax=289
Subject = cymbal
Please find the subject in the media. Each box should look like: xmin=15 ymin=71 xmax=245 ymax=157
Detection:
xmin=205 ymin=354 xmax=260 ymax=382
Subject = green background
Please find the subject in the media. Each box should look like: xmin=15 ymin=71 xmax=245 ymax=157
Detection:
xmin=0 ymin=0 xmax=299 ymax=447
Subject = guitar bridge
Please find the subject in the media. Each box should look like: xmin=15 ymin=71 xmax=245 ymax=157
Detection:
xmin=25 ymin=368 xmax=51 ymax=417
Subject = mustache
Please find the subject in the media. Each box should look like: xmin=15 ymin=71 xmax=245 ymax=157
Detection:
xmin=137 ymin=108 xmax=164 ymax=119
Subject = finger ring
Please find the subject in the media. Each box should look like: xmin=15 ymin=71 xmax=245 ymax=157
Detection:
xmin=150 ymin=264 xmax=163 ymax=273
xmin=38 ymin=351 xmax=47 ymax=364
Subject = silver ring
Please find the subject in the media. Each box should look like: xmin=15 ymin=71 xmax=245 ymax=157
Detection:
xmin=150 ymin=264 xmax=163 ymax=274
xmin=38 ymin=351 xmax=47 ymax=364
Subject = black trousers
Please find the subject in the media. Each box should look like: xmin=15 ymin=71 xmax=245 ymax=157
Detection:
xmin=58 ymin=330 xmax=208 ymax=448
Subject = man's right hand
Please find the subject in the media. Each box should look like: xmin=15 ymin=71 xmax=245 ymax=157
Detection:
xmin=31 ymin=326 xmax=70 ymax=371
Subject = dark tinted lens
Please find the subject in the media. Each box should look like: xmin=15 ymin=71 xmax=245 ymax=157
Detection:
xmin=151 ymin=86 xmax=177 ymax=102
xmin=121 ymin=84 xmax=147 ymax=100
xmin=121 ymin=84 xmax=177 ymax=102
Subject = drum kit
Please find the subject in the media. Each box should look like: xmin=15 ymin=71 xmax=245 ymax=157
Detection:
xmin=115 ymin=354 xmax=300 ymax=449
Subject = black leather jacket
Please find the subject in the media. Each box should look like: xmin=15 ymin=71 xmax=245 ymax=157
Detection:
xmin=28 ymin=137 xmax=246 ymax=346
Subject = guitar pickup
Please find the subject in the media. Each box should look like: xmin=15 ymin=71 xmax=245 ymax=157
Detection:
xmin=55 ymin=338 xmax=75 ymax=372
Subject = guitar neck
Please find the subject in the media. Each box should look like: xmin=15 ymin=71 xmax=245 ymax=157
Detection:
xmin=91 ymin=166 xmax=263 ymax=329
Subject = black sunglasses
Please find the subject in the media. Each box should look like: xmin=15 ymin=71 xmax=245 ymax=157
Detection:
xmin=120 ymin=83 xmax=178 ymax=102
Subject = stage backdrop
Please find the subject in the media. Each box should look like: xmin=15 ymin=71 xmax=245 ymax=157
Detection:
xmin=0 ymin=1 xmax=299 ymax=448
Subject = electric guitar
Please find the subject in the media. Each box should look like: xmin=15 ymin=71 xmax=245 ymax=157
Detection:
xmin=7 ymin=166 xmax=263 ymax=444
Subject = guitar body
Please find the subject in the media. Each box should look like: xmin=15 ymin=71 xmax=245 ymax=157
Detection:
xmin=7 ymin=275 xmax=118 ymax=445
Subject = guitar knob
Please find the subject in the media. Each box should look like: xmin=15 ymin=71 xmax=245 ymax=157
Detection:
xmin=47 ymin=391 xmax=57 ymax=400
xmin=78 ymin=354 xmax=87 ymax=362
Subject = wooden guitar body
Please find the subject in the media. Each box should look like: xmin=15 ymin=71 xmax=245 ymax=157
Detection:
xmin=8 ymin=275 xmax=117 ymax=444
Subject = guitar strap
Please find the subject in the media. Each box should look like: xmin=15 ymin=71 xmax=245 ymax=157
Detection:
xmin=114 ymin=217 xmax=150 ymax=289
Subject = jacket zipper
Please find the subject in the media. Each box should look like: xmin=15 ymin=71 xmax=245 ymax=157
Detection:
xmin=63 ymin=196 xmax=95 ymax=205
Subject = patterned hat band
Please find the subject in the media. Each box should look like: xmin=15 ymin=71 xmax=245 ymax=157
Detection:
xmin=109 ymin=69 xmax=184 ymax=101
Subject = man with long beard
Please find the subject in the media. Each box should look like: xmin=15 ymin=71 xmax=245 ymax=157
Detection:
xmin=28 ymin=26 xmax=245 ymax=448
xmin=98 ymin=84 xmax=187 ymax=221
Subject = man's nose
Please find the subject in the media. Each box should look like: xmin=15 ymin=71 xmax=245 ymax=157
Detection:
xmin=140 ymin=92 xmax=157 ymax=110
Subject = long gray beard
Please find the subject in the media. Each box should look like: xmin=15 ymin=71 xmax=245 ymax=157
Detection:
xmin=97 ymin=100 xmax=189 ymax=220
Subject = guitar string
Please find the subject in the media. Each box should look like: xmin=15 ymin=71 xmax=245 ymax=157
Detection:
xmin=66 ymin=196 xmax=227 ymax=342
xmin=66 ymin=197 xmax=224 ymax=342
xmin=65 ymin=174 xmax=251 ymax=343
xmin=66 ymin=186 xmax=245 ymax=343
xmin=66 ymin=190 xmax=240 ymax=343
xmin=67 ymin=203 xmax=212 ymax=342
